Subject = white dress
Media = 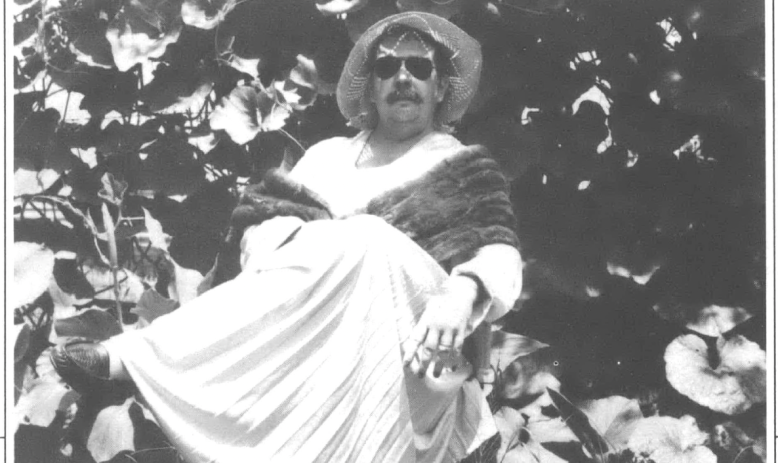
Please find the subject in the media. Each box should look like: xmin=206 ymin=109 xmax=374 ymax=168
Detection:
xmin=105 ymin=131 xmax=523 ymax=463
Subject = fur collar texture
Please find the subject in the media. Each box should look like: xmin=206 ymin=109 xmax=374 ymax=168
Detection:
xmin=210 ymin=145 xmax=517 ymax=287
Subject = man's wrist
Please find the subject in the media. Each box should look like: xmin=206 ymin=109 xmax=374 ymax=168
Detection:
xmin=446 ymin=274 xmax=480 ymax=302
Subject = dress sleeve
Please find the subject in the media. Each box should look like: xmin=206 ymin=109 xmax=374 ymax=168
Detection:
xmin=450 ymin=243 xmax=523 ymax=326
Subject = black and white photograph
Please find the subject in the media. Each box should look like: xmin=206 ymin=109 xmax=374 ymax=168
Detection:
xmin=8 ymin=0 xmax=774 ymax=462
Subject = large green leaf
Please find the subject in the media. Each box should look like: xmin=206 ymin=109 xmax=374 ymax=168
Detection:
xmin=13 ymin=242 xmax=56 ymax=309
xmin=15 ymin=377 xmax=79 ymax=428
xmin=54 ymin=308 xmax=123 ymax=340
xmin=490 ymin=331 xmax=549 ymax=371
xmin=210 ymin=83 xmax=292 ymax=144
xmin=82 ymin=263 xmax=145 ymax=303
xmin=627 ymin=415 xmax=716 ymax=463
xmin=132 ymin=289 xmax=178 ymax=327
xmin=665 ymin=334 xmax=766 ymax=415
xmin=87 ymin=397 xmax=137 ymax=462
xmin=105 ymin=0 xmax=184 ymax=71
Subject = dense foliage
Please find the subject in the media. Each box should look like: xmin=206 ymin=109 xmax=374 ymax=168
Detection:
xmin=13 ymin=0 xmax=766 ymax=462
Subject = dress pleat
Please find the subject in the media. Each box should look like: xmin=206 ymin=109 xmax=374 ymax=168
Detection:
xmin=106 ymin=215 xmax=496 ymax=463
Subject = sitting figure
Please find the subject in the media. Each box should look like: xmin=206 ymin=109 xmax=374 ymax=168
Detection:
xmin=53 ymin=11 xmax=523 ymax=463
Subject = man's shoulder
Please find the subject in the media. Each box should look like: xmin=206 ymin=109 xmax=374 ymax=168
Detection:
xmin=305 ymin=131 xmax=366 ymax=155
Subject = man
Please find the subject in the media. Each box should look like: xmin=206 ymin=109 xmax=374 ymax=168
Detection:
xmin=53 ymin=12 xmax=521 ymax=463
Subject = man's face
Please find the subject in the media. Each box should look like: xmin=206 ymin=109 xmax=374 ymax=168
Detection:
xmin=370 ymin=31 xmax=448 ymax=131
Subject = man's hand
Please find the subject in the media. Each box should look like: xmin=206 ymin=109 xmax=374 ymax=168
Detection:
xmin=401 ymin=275 xmax=479 ymax=376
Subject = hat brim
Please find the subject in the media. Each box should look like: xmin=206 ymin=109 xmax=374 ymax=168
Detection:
xmin=336 ymin=12 xmax=482 ymax=128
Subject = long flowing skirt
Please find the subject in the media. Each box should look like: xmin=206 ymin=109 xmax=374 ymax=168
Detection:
xmin=106 ymin=215 xmax=496 ymax=463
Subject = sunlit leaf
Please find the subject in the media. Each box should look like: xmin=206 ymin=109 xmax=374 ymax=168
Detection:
xmin=98 ymin=172 xmax=128 ymax=206
xmin=105 ymin=0 xmax=184 ymax=72
xmin=168 ymin=258 xmax=205 ymax=304
xmin=490 ymin=331 xmax=549 ymax=371
xmin=54 ymin=308 xmax=123 ymax=341
xmin=132 ymin=289 xmax=179 ymax=327
xmin=316 ymin=0 xmax=369 ymax=15
xmin=576 ymin=395 xmax=643 ymax=449
xmin=547 ymin=388 xmax=611 ymax=455
xmin=289 ymin=54 xmax=336 ymax=97
xmin=210 ymin=83 xmax=291 ymax=144
xmin=627 ymin=415 xmax=717 ymax=463
xmin=498 ymin=346 xmax=562 ymax=399
xmin=87 ymin=397 xmax=137 ymax=462
xmin=15 ymin=377 xmax=79 ymax=428
xmin=142 ymin=207 xmax=171 ymax=252
xmin=14 ymin=242 xmax=55 ymax=309
xmin=665 ymin=334 xmax=766 ymax=415
xmin=82 ymin=263 xmax=145 ymax=303
xmin=181 ymin=0 xmax=238 ymax=29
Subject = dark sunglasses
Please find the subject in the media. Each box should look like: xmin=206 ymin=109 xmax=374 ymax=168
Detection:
xmin=373 ymin=56 xmax=435 ymax=80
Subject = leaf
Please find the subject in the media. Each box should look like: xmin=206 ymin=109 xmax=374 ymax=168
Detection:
xmin=654 ymin=303 xmax=755 ymax=337
xmin=132 ymin=289 xmax=179 ymax=327
xmin=13 ymin=323 xmax=32 ymax=363
xmin=547 ymin=388 xmax=611 ymax=456
xmin=98 ymin=173 xmax=128 ymax=207
xmin=168 ymin=258 xmax=205 ymax=304
xmin=14 ymin=241 xmax=56 ymax=308
xmin=87 ymin=397 xmax=137 ymax=462
xmin=492 ymin=406 xmax=526 ymax=457
xmin=82 ymin=262 xmax=144 ymax=303
xmin=210 ymin=83 xmax=291 ymax=144
xmin=577 ymin=396 xmax=643 ymax=449
xmin=181 ymin=0 xmax=238 ymax=29
xmin=54 ymin=308 xmax=123 ymax=341
xmin=131 ymin=133 xmax=207 ymax=197
xmin=627 ymin=415 xmax=717 ymax=463
xmin=316 ymin=0 xmax=370 ymax=15
xmin=289 ymin=54 xmax=336 ymax=97
xmin=58 ymin=5 xmax=115 ymax=68
xmin=494 ymin=401 xmax=569 ymax=463
xmin=138 ymin=60 xmax=215 ymax=113
xmin=498 ymin=346 xmax=562 ymax=400
xmin=516 ymin=392 xmax=577 ymax=445
xmin=15 ymin=377 xmax=79 ymax=428
xmin=665 ymin=334 xmax=766 ymax=415
xmin=490 ymin=331 xmax=549 ymax=371
xmin=41 ymin=195 xmax=110 ymax=264
xmin=105 ymin=0 xmax=184 ymax=72
xmin=143 ymin=207 xmax=171 ymax=252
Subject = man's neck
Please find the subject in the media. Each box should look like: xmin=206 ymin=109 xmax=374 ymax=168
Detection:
xmin=372 ymin=123 xmax=433 ymax=146
xmin=358 ymin=124 xmax=436 ymax=168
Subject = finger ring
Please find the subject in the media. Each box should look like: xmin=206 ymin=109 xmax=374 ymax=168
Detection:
xmin=438 ymin=343 xmax=453 ymax=351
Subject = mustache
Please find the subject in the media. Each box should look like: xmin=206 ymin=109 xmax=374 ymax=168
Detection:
xmin=386 ymin=88 xmax=422 ymax=104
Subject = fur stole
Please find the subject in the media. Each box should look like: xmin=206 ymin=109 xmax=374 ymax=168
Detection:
xmin=211 ymin=145 xmax=518 ymax=286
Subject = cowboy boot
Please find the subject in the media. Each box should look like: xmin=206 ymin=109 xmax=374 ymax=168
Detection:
xmin=50 ymin=339 xmax=112 ymax=394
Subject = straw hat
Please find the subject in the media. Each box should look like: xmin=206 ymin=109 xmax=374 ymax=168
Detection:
xmin=337 ymin=12 xmax=482 ymax=129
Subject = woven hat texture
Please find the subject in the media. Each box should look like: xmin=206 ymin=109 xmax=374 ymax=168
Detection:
xmin=337 ymin=12 xmax=482 ymax=128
